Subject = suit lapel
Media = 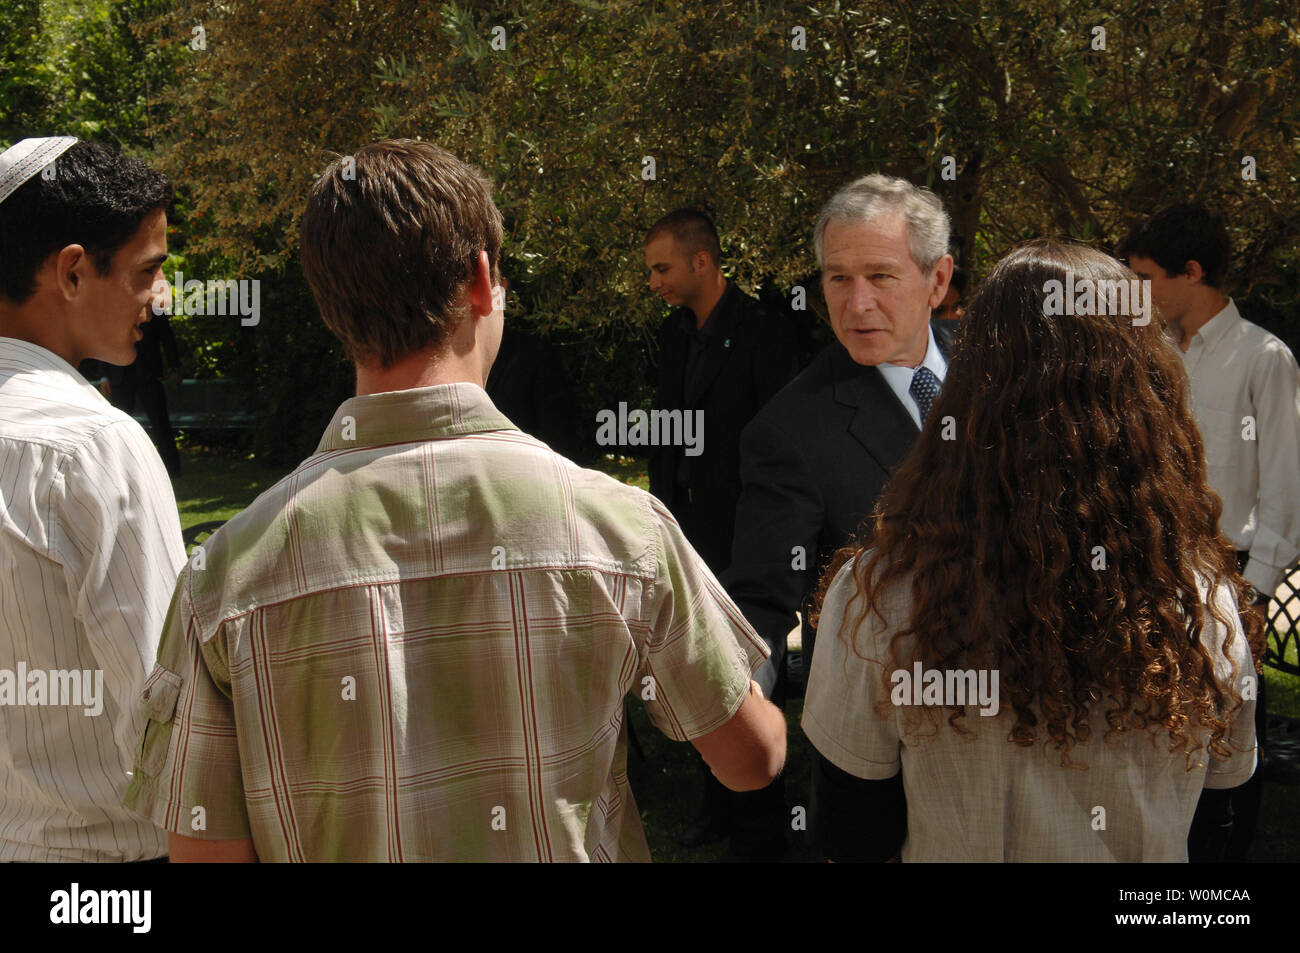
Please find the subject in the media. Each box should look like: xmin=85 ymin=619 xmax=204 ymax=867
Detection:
xmin=831 ymin=344 xmax=919 ymax=474
xmin=832 ymin=321 xmax=957 ymax=468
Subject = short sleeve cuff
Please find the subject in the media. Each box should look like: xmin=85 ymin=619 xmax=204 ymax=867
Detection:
xmin=1203 ymin=744 xmax=1258 ymax=790
xmin=1243 ymin=557 xmax=1283 ymax=598
xmin=123 ymin=782 xmax=252 ymax=842
xmin=801 ymin=703 xmax=901 ymax=780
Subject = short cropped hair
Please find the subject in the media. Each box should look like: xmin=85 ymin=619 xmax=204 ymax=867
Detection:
xmin=813 ymin=174 xmax=950 ymax=274
xmin=645 ymin=209 xmax=722 ymax=268
xmin=300 ymin=139 xmax=504 ymax=368
xmin=0 ymin=140 xmax=173 ymax=303
xmin=1116 ymin=203 xmax=1231 ymax=291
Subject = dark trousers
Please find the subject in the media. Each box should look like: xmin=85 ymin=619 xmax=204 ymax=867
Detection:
xmin=693 ymin=761 xmax=788 ymax=860
xmin=675 ymin=488 xmax=789 ymax=860
xmin=1190 ymin=552 xmax=1267 ymax=861
xmin=112 ymin=375 xmax=181 ymax=477
xmin=690 ymin=650 xmax=790 ymax=860
xmin=1227 ymin=673 xmax=1266 ymax=861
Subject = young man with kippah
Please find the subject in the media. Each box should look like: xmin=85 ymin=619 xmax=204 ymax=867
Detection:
xmin=0 ymin=138 xmax=184 ymax=861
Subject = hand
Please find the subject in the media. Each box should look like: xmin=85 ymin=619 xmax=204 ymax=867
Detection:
xmin=1242 ymin=580 xmax=1270 ymax=608
xmin=1240 ymin=590 xmax=1270 ymax=632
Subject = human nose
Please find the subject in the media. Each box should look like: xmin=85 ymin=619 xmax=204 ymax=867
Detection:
xmin=844 ymin=276 xmax=875 ymax=313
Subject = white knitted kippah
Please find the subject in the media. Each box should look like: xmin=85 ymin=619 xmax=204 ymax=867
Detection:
xmin=0 ymin=137 xmax=79 ymax=205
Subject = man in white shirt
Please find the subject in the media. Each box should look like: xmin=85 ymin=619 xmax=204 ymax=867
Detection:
xmin=0 ymin=138 xmax=185 ymax=861
xmin=1121 ymin=201 xmax=1300 ymax=861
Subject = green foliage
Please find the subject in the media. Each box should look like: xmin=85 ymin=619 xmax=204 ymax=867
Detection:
xmin=0 ymin=1 xmax=50 ymax=144
xmin=1 ymin=0 xmax=181 ymax=149
xmin=249 ymin=268 xmax=353 ymax=465
xmin=6 ymin=1 xmax=1300 ymax=461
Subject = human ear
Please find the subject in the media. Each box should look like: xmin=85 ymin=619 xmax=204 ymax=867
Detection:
xmin=53 ymin=244 xmax=88 ymax=300
xmin=466 ymin=250 xmax=495 ymax=318
xmin=927 ymin=254 xmax=955 ymax=309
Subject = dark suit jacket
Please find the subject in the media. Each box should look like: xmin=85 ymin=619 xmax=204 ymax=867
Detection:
xmin=722 ymin=320 xmax=958 ymax=695
xmin=648 ymin=282 xmax=802 ymax=573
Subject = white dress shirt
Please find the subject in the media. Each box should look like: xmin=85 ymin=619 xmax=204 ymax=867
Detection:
xmin=877 ymin=326 xmax=948 ymax=429
xmin=1176 ymin=299 xmax=1300 ymax=595
xmin=0 ymin=338 xmax=184 ymax=860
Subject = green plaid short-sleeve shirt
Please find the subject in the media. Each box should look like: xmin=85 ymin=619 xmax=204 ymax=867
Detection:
xmin=124 ymin=383 xmax=769 ymax=861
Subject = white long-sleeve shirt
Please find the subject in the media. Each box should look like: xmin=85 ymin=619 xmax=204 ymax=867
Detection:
xmin=1178 ymin=299 xmax=1300 ymax=595
xmin=0 ymin=338 xmax=184 ymax=861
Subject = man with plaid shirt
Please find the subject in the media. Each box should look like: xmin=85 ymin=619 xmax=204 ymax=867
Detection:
xmin=123 ymin=140 xmax=786 ymax=862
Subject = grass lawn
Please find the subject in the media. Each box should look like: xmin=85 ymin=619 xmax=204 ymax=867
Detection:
xmin=168 ymin=445 xmax=1299 ymax=861
xmin=172 ymin=445 xmax=293 ymax=528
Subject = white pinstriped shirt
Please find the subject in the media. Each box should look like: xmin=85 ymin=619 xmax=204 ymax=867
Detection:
xmin=0 ymin=338 xmax=184 ymax=861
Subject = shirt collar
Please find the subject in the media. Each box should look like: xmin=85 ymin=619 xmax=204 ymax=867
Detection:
xmin=315 ymin=382 xmax=519 ymax=453
xmin=877 ymin=325 xmax=947 ymax=383
xmin=1189 ymin=297 xmax=1240 ymax=351
xmin=679 ymin=279 xmax=734 ymax=336
xmin=0 ymin=337 xmax=108 ymax=402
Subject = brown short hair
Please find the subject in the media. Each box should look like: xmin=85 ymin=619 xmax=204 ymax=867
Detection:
xmin=645 ymin=208 xmax=721 ymax=268
xmin=300 ymin=139 xmax=503 ymax=367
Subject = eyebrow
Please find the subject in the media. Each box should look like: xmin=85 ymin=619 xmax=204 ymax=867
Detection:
xmin=823 ymin=260 xmax=902 ymax=272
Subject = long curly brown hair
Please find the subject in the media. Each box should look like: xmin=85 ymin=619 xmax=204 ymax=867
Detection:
xmin=814 ymin=240 xmax=1264 ymax=767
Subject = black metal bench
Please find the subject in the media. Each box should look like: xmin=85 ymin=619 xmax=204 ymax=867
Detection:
xmin=1266 ymin=563 xmax=1300 ymax=677
xmin=182 ymin=521 xmax=227 ymax=552
xmin=1262 ymin=562 xmax=1300 ymax=783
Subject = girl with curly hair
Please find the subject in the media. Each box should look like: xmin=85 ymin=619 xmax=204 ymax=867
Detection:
xmin=802 ymin=240 xmax=1263 ymax=862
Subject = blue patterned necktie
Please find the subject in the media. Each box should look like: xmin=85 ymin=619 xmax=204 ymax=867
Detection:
xmin=909 ymin=365 xmax=941 ymax=425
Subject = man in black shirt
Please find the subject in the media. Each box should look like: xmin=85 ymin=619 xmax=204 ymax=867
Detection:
xmin=644 ymin=209 xmax=801 ymax=858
